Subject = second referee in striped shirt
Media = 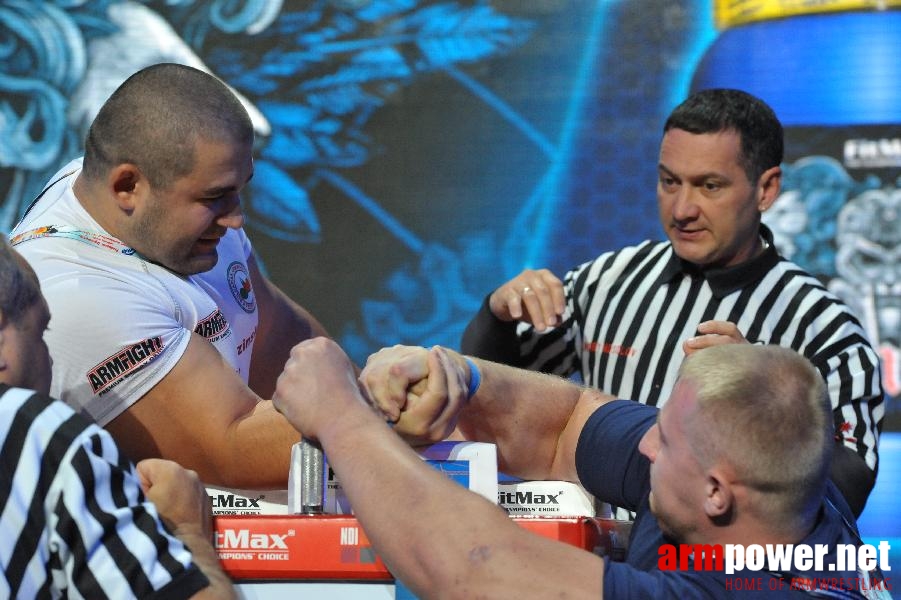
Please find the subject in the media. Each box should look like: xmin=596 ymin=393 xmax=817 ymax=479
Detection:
xmin=461 ymin=88 xmax=883 ymax=517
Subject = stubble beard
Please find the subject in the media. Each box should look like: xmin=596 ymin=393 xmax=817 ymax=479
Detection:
xmin=131 ymin=206 xmax=213 ymax=275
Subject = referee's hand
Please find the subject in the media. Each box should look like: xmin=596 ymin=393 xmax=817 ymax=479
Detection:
xmin=682 ymin=320 xmax=750 ymax=355
xmin=136 ymin=458 xmax=211 ymax=540
xmin=488 ymin=268 xmax=565 ymax=332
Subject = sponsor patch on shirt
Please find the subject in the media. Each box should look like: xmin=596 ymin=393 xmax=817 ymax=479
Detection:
xmin=195 ymin=309 xmax=232 ymax=343
xmin=583 ymin=341 xmax=637 ymax=357
xmin=87 ymin=337 xmax=164 ymax=395
xmin=227 ymin=261 xmax=256 ymax=314
xmin=237 ymin=327 xmax=256 ymax=357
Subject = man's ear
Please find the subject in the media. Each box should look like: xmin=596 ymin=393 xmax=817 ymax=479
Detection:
xmin=757 ymin=165 xmax=782 ymax=213
xmin=109 ymin=164 xmax=146 ymax=214
xmin=0 ymin=316 xmax=7 ymax=371
xmin=704 ymin=470 xmax=734 ymax=522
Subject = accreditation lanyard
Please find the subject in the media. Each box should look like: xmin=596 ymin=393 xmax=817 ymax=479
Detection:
xmin=9 ymin=225 xmax=136 ymax=256
xmin=10 ymin=168 xmax=138 ymax=257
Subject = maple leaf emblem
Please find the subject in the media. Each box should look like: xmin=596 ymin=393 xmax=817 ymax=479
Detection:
xmin=837 ymin=422 xmax=857 ymax=443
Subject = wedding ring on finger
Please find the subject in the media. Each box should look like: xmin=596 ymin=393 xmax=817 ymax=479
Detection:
xmin=522 ymin=286 xmax=532 ymax=295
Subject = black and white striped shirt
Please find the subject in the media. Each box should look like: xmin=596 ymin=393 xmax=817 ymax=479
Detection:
xmin=462 ymin=228 xmax=883 ymax=472
xmin=0 ymin=384 xmax=209 ymax=599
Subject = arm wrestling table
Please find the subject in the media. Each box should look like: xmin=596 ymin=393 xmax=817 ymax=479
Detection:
xmin=211 ymin=440 xmax=629 ymax=597
xmin=214 ymin=513 xmax=624 ymax=598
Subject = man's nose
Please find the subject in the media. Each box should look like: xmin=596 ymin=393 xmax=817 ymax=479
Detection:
xmin=672 ymin=187 xmax=700 ymax=221
xmin=638 ymin=425 xmax=659 ymax=461
xmin=218 ymin=197 xmax=244 ymax=230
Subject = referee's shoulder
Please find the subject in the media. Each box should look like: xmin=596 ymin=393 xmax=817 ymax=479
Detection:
xmin=0 ymin=385 xmax=96 ymax=441
xmin=770 ymin=256 xmax=836 ymax=292
xmin=573 ymin=239 xmax=665 ymax=272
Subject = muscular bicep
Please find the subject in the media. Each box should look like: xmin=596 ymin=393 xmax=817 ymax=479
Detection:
xmin=106 ymin=332 xmax=301 ymax=488
xmin=550 ymin=388 xmax=613 ymax=482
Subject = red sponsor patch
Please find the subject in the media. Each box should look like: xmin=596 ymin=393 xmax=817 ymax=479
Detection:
xmin=583 ymin=341 xmax=637 ymax=357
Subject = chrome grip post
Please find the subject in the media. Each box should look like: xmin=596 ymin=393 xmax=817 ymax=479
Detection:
xmin=298 ymin=439 xmax=325 ymax=515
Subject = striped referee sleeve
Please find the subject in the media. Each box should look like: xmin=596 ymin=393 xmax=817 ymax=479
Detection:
xmin=0 ymin=386 xmax=208 ymax=599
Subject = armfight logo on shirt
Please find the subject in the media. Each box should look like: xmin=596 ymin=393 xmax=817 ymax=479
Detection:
xmin=195 ymin=309 xmax=232 ymax=344
xmin=87 ymin=337 xmax=164 ymax=395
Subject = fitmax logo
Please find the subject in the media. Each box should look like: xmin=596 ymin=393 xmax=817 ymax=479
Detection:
xmin=215 ymin=529 xmax=294 ymax=550
xmin=498 ymin=491 xmax=562 ymax=505
xmin=844 ymin=138 xmax=901 ymax=168
xmin=211 ymin=494 xmax=264 ymax=509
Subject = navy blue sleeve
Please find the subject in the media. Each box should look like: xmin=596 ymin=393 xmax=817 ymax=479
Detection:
xmin=575 ymin=400 xmax=656 ymax=511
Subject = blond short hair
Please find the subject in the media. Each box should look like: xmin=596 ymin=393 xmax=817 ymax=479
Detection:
xmin=680 ymin=344 xmax=832 ymax=521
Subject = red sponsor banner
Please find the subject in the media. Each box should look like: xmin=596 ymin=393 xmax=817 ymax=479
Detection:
xmin=214 ymin=515 xmax=609 ymax=581
xmin=215 ymin=515 xmax=391 ymax=581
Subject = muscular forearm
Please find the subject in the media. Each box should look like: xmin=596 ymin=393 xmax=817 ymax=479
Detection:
xmin=319 ymin=398 xmax=603 ymax=598
xmin=110 ymin=398 xmax=300 ymax=490
xmin=454 ymin=358 xmax=594 ymax=481
xmin=460 ymin=295 xmax=524 ymax=366
xmin=218 ymin=400 xmax=301 ymax=488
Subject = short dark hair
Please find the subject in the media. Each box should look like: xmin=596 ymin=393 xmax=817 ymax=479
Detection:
xmin=82 ymin=62 xmax=254 ymax=190
xmin=664 ymin=88 xmax=783 ymax=185
xmin=0 ymin=238 xmax=42 ymax=324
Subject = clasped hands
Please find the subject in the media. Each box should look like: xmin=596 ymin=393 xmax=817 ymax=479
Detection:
xmin=273 ymin=338 xmax=469 ymax=446
xmin=271 ymin=277 xmax=751 ymax=445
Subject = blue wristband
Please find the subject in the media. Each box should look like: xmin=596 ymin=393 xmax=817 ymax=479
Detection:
xmin=464 ymin=357 xmax=481 ymax=400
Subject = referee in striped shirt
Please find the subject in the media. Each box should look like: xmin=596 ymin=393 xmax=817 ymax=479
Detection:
xmin=462 ymin=88 xmax=883 ymax=517
xmin=0 ymin=238 xmax=235 ymax=598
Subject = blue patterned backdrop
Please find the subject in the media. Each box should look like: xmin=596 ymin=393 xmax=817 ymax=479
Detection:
xmin=1 ymin=0 xmax=898 ymax=564
xmin=0 ymin=0 xmax=717 ymax=364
